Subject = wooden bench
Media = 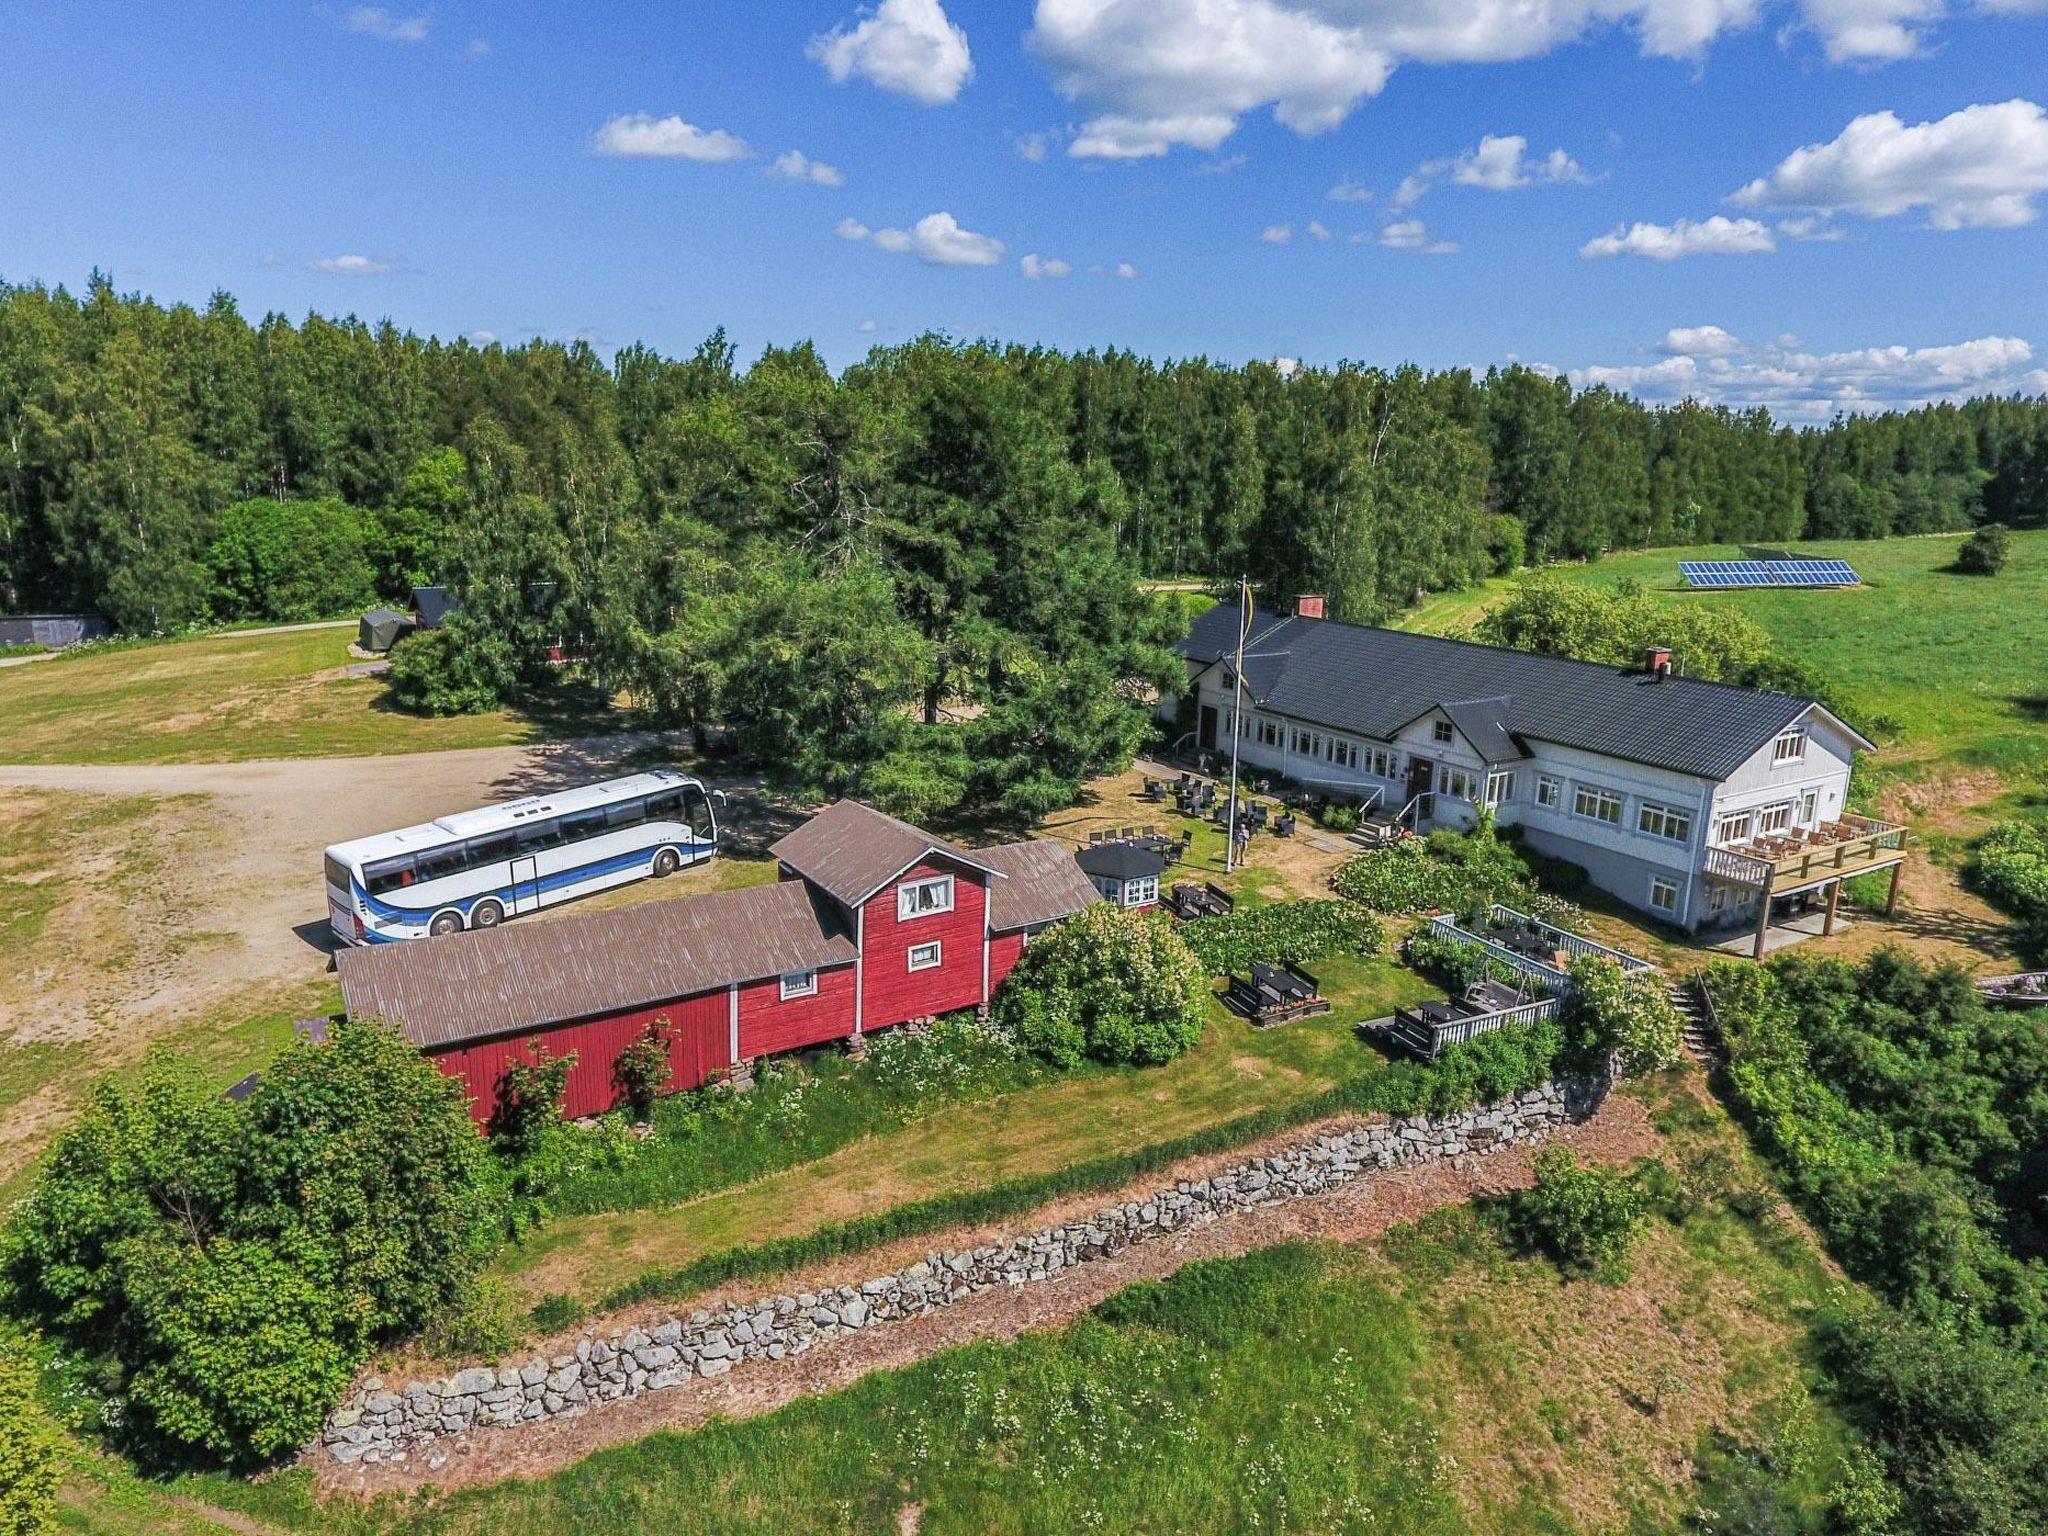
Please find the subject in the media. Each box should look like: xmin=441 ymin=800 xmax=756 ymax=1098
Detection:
xmin=1224 ymin=959 xmax=1329 ymax=1026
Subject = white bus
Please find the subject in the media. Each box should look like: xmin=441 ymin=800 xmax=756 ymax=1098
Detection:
xmin=324 ymin=769 xmax=720 ymax=945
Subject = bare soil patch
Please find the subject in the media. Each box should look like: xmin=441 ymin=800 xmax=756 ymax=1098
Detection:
xmin=316 ymin=1094 xmax=1657 ymax=1499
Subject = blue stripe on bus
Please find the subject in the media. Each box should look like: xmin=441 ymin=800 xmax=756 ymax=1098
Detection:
xmin=352 ymin=842 xmax=710 ymax=922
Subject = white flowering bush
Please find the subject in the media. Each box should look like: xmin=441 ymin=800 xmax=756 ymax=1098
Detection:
xmin=991 ymin=905 xmax=1208 ymax=1069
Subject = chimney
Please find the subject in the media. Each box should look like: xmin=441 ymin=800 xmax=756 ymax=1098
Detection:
xmin=1294 ymin=593 xmax=1326 ymax=620
xmin=1643 ymin=645 xmax=1672 ymax=679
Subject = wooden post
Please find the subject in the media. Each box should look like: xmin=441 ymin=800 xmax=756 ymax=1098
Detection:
xmin=1752 ymin=878 xmax=1773 ymax=961
xmin=1885 ymin=858 xmax=1904 ymax=916
xmin=1823 ymin=878 xmax=1841 ymax=937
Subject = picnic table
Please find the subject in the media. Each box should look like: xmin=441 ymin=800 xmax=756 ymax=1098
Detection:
xmin=1225 ymin=960 xmax=1330 ymax=1026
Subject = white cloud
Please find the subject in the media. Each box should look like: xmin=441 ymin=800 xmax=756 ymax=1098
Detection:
xmin=1393 ymin=133 xmax=1589 ymax=207
xmin=1374 ymin=219 xmax=1460 ymax=253
xmin=1305 ymin=219 xmax=1332 ymax=240
xmin=1199 ymin=153 xmax=1250 ymax=175
xmin=810 ymin=0 xmax=973 ymax=106
xmin=593 ymin=113 xmax=752 ymax=162
xmin=1777 ymin=215 xmax=1852 ymax=241
xmin=1576 ymin=326 xmax=2042 ymax=418
xmin=1028 ymin=1 xmax=1972 ymax=161
xmin=465 ymin=38 xmax=491 ymax=59
xmin=844 ymin=210 xmax=1005 ymax=265
xmin=858 ymin=319 xmax=879 ymax=333
xmin=1014 ymin=132 xmax=1052 ymax=162
xmin=331 ymin=7 xmax=429 ymax=43
xmin=1580 ymin=214 xmax=1776 ymax=258
xmin=307 ymin=253 xmax=413 ymax=276
xmin=465 ymin=330 xmax=497 ymax=345
xmin=1260 ymin=223 xmax=1292 ymax=243
xmin=1021 ymin=253 xmax=1074 ymax=278
xmin=1327 ymin=174 xmax=1372 ymax=202
xmin=1732 ymin=99 xmax=2048 ymax=230
xmin=1115 ymin=261 xmax=1139 ymax=278
xmin=770 ymin=150 xmax=846 ymax=186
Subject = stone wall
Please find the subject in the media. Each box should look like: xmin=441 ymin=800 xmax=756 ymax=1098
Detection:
xmin=320 ymin=1073 xmax=1609 ymax=1466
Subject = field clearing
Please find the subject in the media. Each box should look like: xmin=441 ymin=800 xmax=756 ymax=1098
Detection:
xmin=0 ymin=626 xmax=607 ymax=765
xmin=1402 ymin=530 xmax=2048 ymax=793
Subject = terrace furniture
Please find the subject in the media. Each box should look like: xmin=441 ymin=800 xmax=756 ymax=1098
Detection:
xmin=1225 ymin=959 xmax=1329 ymax=1025
xmin=1166 ymin=881 xmax=1236 ymax=920
xmin=1274 ymin=812 xmax=1296 ymax=837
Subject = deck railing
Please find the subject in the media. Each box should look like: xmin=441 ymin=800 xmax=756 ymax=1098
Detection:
xmin=1705 ymin=813 xmax=1908 ymax=889
xmin=1423 ymin=913 xmax=1571 ymax=989
xmin=1422 ymin=906 xmax=1655 ymax=990
xmin=1485 ymin=903 xmax=1657 ymax=975
xmin=1389 ymin=996 xmax=1562 ymax=1059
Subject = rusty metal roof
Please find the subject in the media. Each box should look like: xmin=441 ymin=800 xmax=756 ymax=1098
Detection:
xmin=769 ymin=798 xmax=1003 ymax=908
xmin=980 ymin=839 xmax=1102 ymax=931
xmin=336 ymin=879 xmax=857 ymax=1051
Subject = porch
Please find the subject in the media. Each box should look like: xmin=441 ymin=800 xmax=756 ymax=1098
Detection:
xmin=1700 ymin=813 xmax=1909 ymax=960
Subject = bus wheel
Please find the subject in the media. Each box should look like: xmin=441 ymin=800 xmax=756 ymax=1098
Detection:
xmin=652 ymin=847 xmax=681 ymax=877
xmin=429 ymin=910 xmax=463 ymax=937
xmin=471 ymin=900 xmax=505 ymax=929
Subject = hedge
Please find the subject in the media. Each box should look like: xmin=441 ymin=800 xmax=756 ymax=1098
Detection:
xmin=1179 ymin=899 xmax=1384 ymax=975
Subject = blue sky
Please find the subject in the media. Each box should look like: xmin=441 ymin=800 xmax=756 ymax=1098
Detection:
xmin=3 ymin=1 xmax=2046 ymax=418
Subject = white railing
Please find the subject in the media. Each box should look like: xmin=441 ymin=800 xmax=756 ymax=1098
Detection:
xmin=1424 ymin=913 xmax=1572 ymax=989
xmin=1486 ymin=904 xmax=1657 ymax=974
xmin=1391 ymin=996 xmax=1562 ymax=1058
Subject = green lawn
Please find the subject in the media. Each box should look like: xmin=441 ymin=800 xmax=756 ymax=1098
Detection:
xmin=486 ymin=955 xmax=1435 ymax=1315
xmin=0 ymin=626 xmax=610 ymax=764
xmin=1401 ymin=530 xmax=2048 ymax=792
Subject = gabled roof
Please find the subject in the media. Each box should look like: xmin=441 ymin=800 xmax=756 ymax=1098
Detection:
xmin=1074 ymin=840 xmax=1171 ymax=883
xmin=978 ymin=839 xmax=1103 ymax=930
xmin=1184 ymin=605 xmax=1863 ymax=783
xmin=336 ymin=879 xmax=858 ymax=1051
xmin=769 ymin=798 xmax=1004 ymax=908
xmin=1431 ymin=697 xmax=1526 ymax=766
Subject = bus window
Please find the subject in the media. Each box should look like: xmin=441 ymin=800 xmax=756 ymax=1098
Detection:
xmin=644 ymin=791 xmax=684 ymax=822
xmin=560 ymin=809 xmax=606 ymax=844
xmin=324 ymin=855 xmax=352 ymax=890
xmin=364 ymin=856 xmax=414 ymax=894
xmin=685 ymin=786 xmax=714 ymax=841
xmin=417 ymin=847 xmax=466 ymax=883
xmin=466 ymin=834 xmax=515 ymax=870
xmin=607 ymin=799 xmax=648 ymax=830
xmin=517 ymin=819 xmax=565 ymax=852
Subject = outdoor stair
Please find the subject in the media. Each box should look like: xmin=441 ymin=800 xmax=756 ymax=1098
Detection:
xmin=1669 ymin=979 xmax=1724 ymax=1067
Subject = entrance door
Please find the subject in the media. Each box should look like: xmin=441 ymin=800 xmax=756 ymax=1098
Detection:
xmin=509 ymin=855 xmax=542 ymax=915
xmin=1198 ymin=705 xmax=1218 ymax=752
xmin=1405 ymin=758 xmax=1436 ymax=823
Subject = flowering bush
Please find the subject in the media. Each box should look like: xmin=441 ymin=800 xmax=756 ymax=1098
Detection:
xmin=1565 ymin=955 xmax=1683 ymax=1076
xmin=992 ymin=906 xmax=1208 ymax=1069
xmin=1332 ymin=824 xmax=1538 ymax=916
xmin=1179 ymin=899 xmax=1382 ymax=975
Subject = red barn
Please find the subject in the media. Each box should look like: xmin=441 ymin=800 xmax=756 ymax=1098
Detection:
xmin=334 ymin=799 xmax=1097 ymax=1123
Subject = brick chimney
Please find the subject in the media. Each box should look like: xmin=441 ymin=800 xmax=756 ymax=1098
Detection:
xmin=1294 ymin=593 xmax=1326 ymax=620
xmin=1643 ymin=645 xmax=1672 ymax=679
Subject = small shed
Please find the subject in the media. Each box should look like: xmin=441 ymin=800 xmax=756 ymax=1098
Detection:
xmin=411 ymin=585 xmax=457 ymax=630
xmin=1075 ymin=839 xmax=1169 ymax=909
xmin=358 ymin=608 xmax=415 ymax=653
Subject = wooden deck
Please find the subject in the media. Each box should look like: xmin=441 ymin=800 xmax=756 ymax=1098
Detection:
xmin=1702 ymin=813 xmax=1908 ymax=891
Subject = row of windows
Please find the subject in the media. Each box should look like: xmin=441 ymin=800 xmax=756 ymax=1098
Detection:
xmin=1528 ymin=774 xmax=1695 ymax=847
xmin=777 ymin=937 xmax=946 ymax=1001
xmin=1714 ymin=791 xmax=1819 ymax=845
xmin=360 ymin=788 xmax=708 ymax=894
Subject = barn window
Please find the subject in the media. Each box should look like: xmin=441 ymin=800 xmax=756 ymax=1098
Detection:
xmin=908 ymin=940 xmax=943 ymax=972
xmin=898 ymin=875 xmax=955 ymax=919
xmin=779 ymin=968 xmax=818 ymax=1000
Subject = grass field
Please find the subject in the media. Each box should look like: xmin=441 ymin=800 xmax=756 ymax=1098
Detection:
xmin=57 ymin=1081 xmax=1852 ymax=1536
xmin=0 ymin=626 xmax=608 ymax=764
xmin=1401 ymin=530 xmax=2048 ymax=796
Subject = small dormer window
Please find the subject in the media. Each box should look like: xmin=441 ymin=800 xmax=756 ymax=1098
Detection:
xmin=1431 ymin=720 xmax=1454 ymax=744
xmin=1772 ymin=728 xmax=1806 ymax=764
xmin=898 ymin=874 xmax=955 ymax=920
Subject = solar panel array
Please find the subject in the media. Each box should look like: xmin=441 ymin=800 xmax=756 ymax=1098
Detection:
xmin=1679 ymin=559 xmax=1860 ymax=589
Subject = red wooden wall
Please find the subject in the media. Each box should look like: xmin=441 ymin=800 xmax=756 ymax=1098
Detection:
xmin=860 ymin=857 xmax=989 ymax=1029
xmin=988 ymin=929 xmax=1026 ymax=992
xmin=738 ymin=961 xmax=858 ymax=1057
xmin=428 ymin=988 xmax=731 ymax=1123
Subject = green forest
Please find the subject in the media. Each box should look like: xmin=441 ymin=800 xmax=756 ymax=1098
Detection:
xmin=4 ymin=271 xmax=2047 ymax=819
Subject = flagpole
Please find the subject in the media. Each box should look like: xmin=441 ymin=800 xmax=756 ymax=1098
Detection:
xmin=1225 ymin=575 xmax=1249 ymax=873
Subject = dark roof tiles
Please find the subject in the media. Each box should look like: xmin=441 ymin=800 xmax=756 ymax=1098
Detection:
xmin=1183 ymin=605 xmax=1828 ymax=782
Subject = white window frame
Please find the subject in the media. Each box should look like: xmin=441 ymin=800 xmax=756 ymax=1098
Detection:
xmin=897 ymin=874 xmax=955 ymax=920
xmin=1573 ymin=784 xmax=1624 ymax=826
xmin=1800 ymin=790 xmax=1819 ymax=824
xmin=1126 ymin=875 xmax=1159 ymax=907
xmin=1637 ymin=802 xmax=1693 ymax=844
xmin=1366 ymin=746 xmax=1398 ymax=780
xmin=1257 ymin=716 xmax=1282 ymax=748
xmin=1484 ymin=771 xmax=1515 ymax=809
xmin=1757 ymin=802 xmax=1792 ymax=835
xmin=1439 ymin=766 xmax=1477 ymax=801
xmin=779 ymin=968 xmax=818 ymax=1000
xmin=1535 ymin=774 xmax=1561 ymax=809
xmin=1649 ymin=876 xmax=1679 ymax=915
xmin=907 ymin=940 xmax=943 ymax=972
xmin=1772 ymin=728 xmax=1806 ymax=764
xmin=1431 ymin=719 xmax=1455 ymax=745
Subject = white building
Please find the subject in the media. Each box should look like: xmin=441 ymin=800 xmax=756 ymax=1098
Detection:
xmin=1172 ymin=599 xmax=1906 ymax=942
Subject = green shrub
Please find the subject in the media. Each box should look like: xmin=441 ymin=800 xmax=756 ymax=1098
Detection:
xmin=1962 ymin=820 xmax=2048 ymax=958
xmin=1564 ymin=955 xmax=1684 ymax=1076
xmin=1401 ymin=924 xmax=1520 ymax=992
xmin=489 ymin=1043 xmax=576 ymax=1159
xmin=529 ymin=1292 xmax=588 ymax=1333
xmin=386 ymin=614 xmax=521 ymax=716
xmin=613 ymin=1020 xmax=673 ymax=1121
xmin=0 ymin=1024 xmax=503 ymax=1468
xmin=991 ymin=906 xmax=1207 ymax=1069
xmin=1180 ymin=899 xmax=1382 ymax=975
xmin=1955 ymin=522 xmax=2011 ymax=576
xmin=0 ymin=1340 xmax=59 ymax=1536
xmin=1332 ymin=822 xmax=1568 ymax=923
xmin=1317 ymin=802 xmax=1361 ymax=833
xmin=205 ymin=496 xmax=374 ymax=622
xmin=1511 ymin=1147 xmax=1649 ymax=1277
